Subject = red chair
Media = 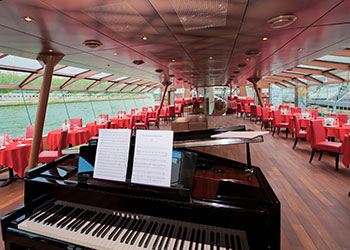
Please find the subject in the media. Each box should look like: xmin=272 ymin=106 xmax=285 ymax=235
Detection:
xmin=103 ymin=120 xmax=111 ymax=129
xmin=244 ymin=104 xmax=251 ymax=118
xmin=256 ymin=105 xmax=262 ymax=123
xmin=307 ymin=109 xmax=318 ymax=118
xmin=278 ymin=105 xmax=289 ymax=110
xmin=291 ymin=107 xmax=302 ymax=114
xmin=292 ymin=115 xmax=307 ymax=149
xmin=337 ymin=114 xmax=348 ymax=126
xmin=261 ymin=107 xmax=273 ymax=130
xmin=237 ymin=103 xmax=245 ymax=117
xmin=38 ymin=130 xmax=68 ymax=163
xmin=250 ymin=105 xmax=257 ymax=121
xmin=128 ymin=115 xmax=136 ymax=130
xmin=175 ymin=104 xmax=184 ymax=117
xmin=149 ymin=111 xmax=160 ymax=127
xmin=309 ymin=120 xmax=342 ymax=170
xmin=134 ymin=112 xmax=149 ymax=130
xmin=70 ymin=118 xmax=82 ymax=129
xmin=167 ymin=106 xmax=175 ymax=120
xmin=272 ymin=110 xmax=289 ymax=138
xmin=25 ymin=125 xmax=34 ymax=139
xmin=159 ymin=107 xmax=168 ymax=120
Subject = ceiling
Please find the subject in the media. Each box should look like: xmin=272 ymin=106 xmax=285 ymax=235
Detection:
xmin=0 ymin=0 xmax=349 ymax=90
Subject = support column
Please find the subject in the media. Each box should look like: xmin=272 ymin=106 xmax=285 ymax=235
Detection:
xmin=248 ymin=77 xmax=264 ymax=107
xmin=294 ymin=87 xmax=298 ymax=107
xmin=156 ymin=83 xmax=170 ymax=127
xmin=27 ymin=52 xmax=64 ymax=170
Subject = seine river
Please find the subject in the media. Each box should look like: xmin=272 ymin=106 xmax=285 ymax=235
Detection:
xmin=0 ymin=97 xmax=155 ymax=137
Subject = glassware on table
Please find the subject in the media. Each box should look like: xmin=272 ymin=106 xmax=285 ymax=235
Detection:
xmin=73 ymin=124 xmax=78 ymax=130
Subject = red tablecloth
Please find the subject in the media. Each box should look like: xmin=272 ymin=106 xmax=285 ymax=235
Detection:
xmin=110 ymin=118 xmax=129 ymax=128
xmin=86 ymin=123 xmax=105 ymax=136
xmin=0 ymin=140 xmax=31 ymax=177
xmin=46 ymin=128 xmax=91 ymax=150
xmin=326 ymin=125 xmax=350 ymax=141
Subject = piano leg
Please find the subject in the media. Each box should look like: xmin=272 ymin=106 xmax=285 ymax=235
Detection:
xmin=0 ymin=168 xmax=18 ymax=187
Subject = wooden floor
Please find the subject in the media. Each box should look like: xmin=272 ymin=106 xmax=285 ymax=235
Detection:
xmin=0 ymin=115 xmax=349 ymax=250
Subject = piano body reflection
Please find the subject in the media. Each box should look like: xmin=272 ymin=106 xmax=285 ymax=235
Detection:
xmin=1 ymin=126 xmax=280 ymax=250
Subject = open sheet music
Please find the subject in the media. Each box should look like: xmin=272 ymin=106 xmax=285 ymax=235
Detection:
xmin=93 ymin=129 xmax=131 ymax=182
xmin=131 ymin=130 xmax=174 ymax=187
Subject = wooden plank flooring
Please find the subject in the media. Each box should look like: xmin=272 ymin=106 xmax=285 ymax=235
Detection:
xmin=0 ymin=115 xmax=349 ymax=249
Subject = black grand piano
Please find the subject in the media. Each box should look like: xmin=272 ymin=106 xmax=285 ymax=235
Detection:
xmin=1 ymin=126 xmax=280 ymax=250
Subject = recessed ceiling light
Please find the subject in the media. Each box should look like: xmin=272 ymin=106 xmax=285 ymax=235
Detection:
xmin=155 ymin=69 xmax=163 ymax=73
xmin=133 ymin=60 xmax=145 ymax=65
xmin=23 ymin=16 xmax=34 ymax=22
xmin=238 ymin=63 xmax=247 ymax=68
xmin=245 ymin=58 xmax=249 ymax=62
xmin=209 ymin=56 xmax=214 ymax=60
xmin=177 ymin=78 xmax=182 ymax=81
xmin=245 ymin=49 xmax=261 ymax=56
xmin=106 ymin=64 xmax=110 ymax=67
xmin=48 ymin=49 xmax=53 ymax=53
xmin=141 ymin=35 xmax=149 ymax=41
xmin=298 ymin=48 xmax=304 ymax=52
xmin=113 ymin=52 xmax=118 ymax=55
xmin=267 ymin=15 xmax=297 ymax=29
xmin=262 ymin=37 xmax=268 ymax=41
xmin=83 ymin=40 xmax=103 ymax=48
xmin=171 ymin=59 xmax=176 ymax=62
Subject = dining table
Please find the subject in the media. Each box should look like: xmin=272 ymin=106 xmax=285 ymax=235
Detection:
xmin=85 ymin=122 xmax=105 ymax=136
xmin=0 ymin=139 xmax=32 ymax=186
xmin=46 ymin=128 xmax=91 ymax=150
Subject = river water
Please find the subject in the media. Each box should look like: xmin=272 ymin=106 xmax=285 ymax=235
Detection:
xmin=0 ymin=97 xmax=155 ymax=137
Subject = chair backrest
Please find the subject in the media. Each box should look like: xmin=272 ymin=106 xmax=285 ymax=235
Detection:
xmin=168 ymin=106 xmax=175 ymax=117
xmin=291 ymin=107 xmax=302 ymax=114
xmin=144 ymin=112 xmax=150 ymax=124
xmin=70 ymin=118 xmax=82 ymax=128
xmin=154 ymin=105 xmax=160 ymax=111
xmin=129 ymin=115 xmax=135 ymax=129
xmin=103 ymin=120 xmax=111 ymax=129
xmin=272 ymin=110 xmax=282 ymax=125
xmin=308 ymin=109 xmax=318 ymax=118
xmin=261 ymin=107 xmax=269 ymax=120
xmin=57 ymin=130 xmax=68 ymax=157
xmin=250 ymin=105 xmax=257 ymax=116
xmin=256 ymin=105 xmax=262 ymax=117
xmin=142 ymin=107 xmax=148 ymax=112
xmin=244 ymin=104 xmax=251 ymax=113
xmin=293 ymin=115 xmax=302 ymax=137
xmin=337 ymin=114 xmax=348 ymax=125
xmin=25 ymin=125 xmax=34 ymax=139
xmin=310 ymin=120 xmax=326 ymax=148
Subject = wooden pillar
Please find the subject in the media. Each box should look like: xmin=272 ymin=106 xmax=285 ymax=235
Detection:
xmin=27 ymin=52 xmax=64 ymax=170
xmin=248 ymin=78 xmax=264 ymax=107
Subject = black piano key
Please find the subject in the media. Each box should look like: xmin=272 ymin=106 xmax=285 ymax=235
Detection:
xmin=201 ymin=230 xmax=206 ymax=250
xmin=210 ymin=231 xmax=214 ymax=250
xmin=224 ymin=234 xmax=230 ymax=250
xmin=47 ymin=206 xmax=73 ymax=226
xmin=144 ymin=221 xmax=158 ymax=248
xmin=158 ymin=223 xmax=170 ymax=250
xmin=130 ymin=219 xmax=146 ymax=245
xmin=35 ymin=204 xmax=62 ymax=223
xmin=82 ymin=212 xmax=105 ymax=234
xmin=43 ymin=205 xmax=66 ymax=225
xmin=236 ymin=235 xmax=242 ymax=250
xmin=152 ymin=223 xmax=165 ymax=250
xmin=230 ymin=235 xmax=236 ymax=250
xmin=108 ymin=216 xmax=126 ymax=240
xmin=67 ymin=209 xmax=91 ymax=231
xmin=179 ymin=226 xmax=188 ymax=250
xmin=29 ymin=203 xmax=55 ymax=221
xmin=56 ymin=207 xmax=82 ymax=228
xmin=97 ymin=214 xmax=118 ymax=238
xmin=100 ymin=215 xmax=121 ymax=239
xmin=74 ymin=210 xmax=97 ymax=232
xmin=112 ymin=217 xmax=131 ymax=241
xmin=120 ymin=217 xmax=138 ymax=243
xmin=216 ymin=232 xmax=221 ymax=250
xmin=125 ymin=219 xmax=142 ymax=244
xmin=189 ymin=228 xmax=196 ymax=250
xmin=164 ymin=224 xmax=174 ymax=250
xmin=138 ymin=221 xmax=153 ymax=247
xmin=85 ymin=213 xmax=107 ymax=235
xmin=92 ymin=214 xmax=113 ymax=236
xmin=195 ymin=229 xmax=201 ymax=250
xmin=173 ymin=226 xmax=182 ymax=250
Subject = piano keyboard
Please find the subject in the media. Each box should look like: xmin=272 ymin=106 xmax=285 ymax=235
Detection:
xmin=18 ymin=201 xmax=249 ymax=250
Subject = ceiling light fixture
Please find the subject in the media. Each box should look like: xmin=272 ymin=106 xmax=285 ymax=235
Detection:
xmin=262 ymin=37 xmax=268 ymax=41
xmin=245 ymin=49 xmax=261 ymax=56
xmin=209 ymin=56 xmax=214 ymax=60
xmin=141 ymin=35 xmax=149 ymax=41
xmin=83 ymin=39 xmax=103 ymax=48
xmin=298 ymin=48 xmax=304 ymax=52
xmin=238 ymin=63 xmax=247 ymax=68
xmin=171 ymin=59 xmax=176 ymax=62
xmin=155 ymin=69 xmax=163 ymax=73
xmin=48 ymin=49 xmax=53 ymax=52
xmin=267 ymin=15 xmax=297 ymax=29
xmin=113 ymin=52 xmax=118 ymax=55
xmin=23 ymin=16 xmax=34 ymax=22
xmin=133 ymin=60 xmax=145 ymax=65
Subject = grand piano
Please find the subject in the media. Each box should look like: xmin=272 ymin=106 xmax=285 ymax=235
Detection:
xmin=1 ymin=126 xmax=280 ymax=250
